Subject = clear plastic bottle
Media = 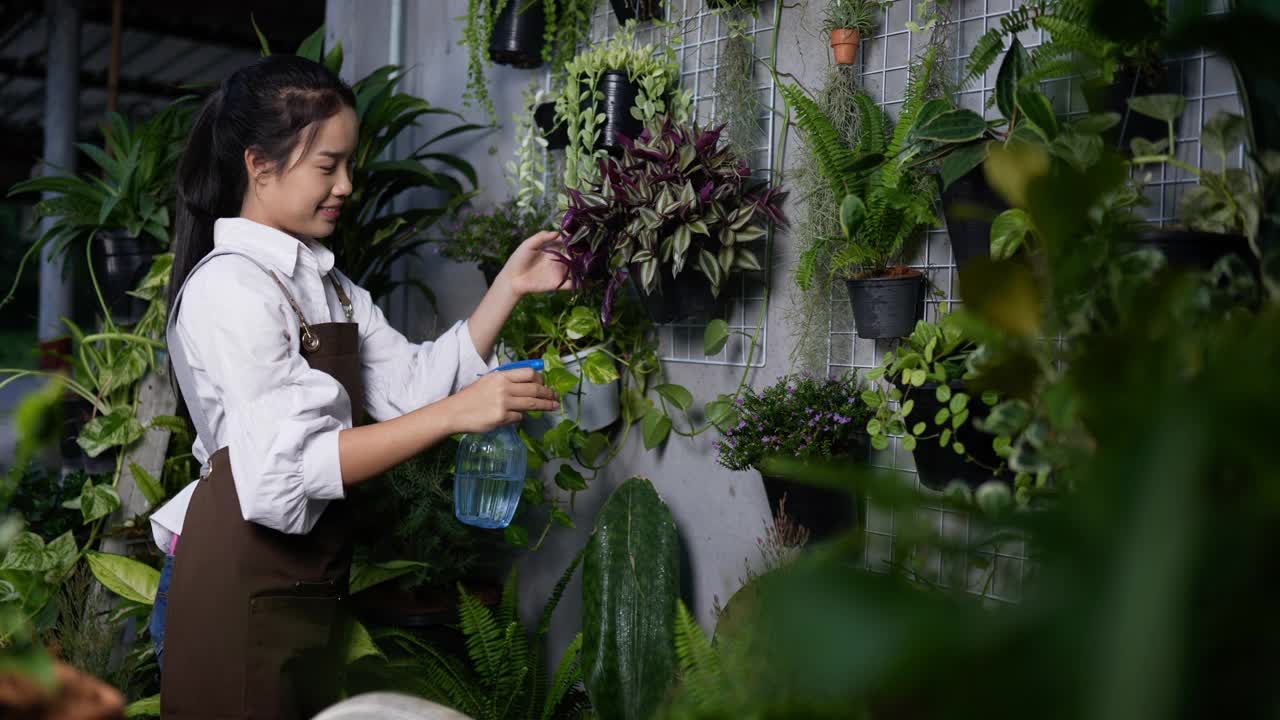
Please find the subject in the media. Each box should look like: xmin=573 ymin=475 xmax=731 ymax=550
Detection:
xmin=453 ymin=359 xmax=542 ymax=528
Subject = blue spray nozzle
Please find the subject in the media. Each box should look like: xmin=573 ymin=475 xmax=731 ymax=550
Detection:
xmin=477 ymin=358 xmax=545 ymax=376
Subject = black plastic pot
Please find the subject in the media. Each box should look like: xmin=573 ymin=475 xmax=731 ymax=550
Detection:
xmin=1135 ymin=228 xmax=1258 ymax=274
xmin=1094 ymin=63 xmax=1174 ymax=151
xmin=610 ymin=0 xmax=663 ymax=22
xmin=592 ymin=70 xmax=644 ymax=154
xmin=758 ymin=442 xmax=866 ymax=542
xmin=633 ymin=267 xmax=728 ymax=325
xmin=940 ymin=165 xmax=1009 ymax=269
xmin=91 ymin=230 xmax=162 ymax=325
xmin=488 ymin=0 xmax=546 ymax=68
xmin=534 ymin=101 xmax=568 ymax=150
xmin=845 ymin=271 xmax=924 ymax=339
xmin=908 ymin=382 xmax=1002 ymax=491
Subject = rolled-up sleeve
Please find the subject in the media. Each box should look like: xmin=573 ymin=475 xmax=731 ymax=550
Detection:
xmin=343 ymin=272 xmax=495 ymax=422
xmin=178 ymin=259 xmax=351 ymax=534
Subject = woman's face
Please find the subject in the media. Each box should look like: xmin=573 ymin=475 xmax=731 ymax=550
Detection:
xmin=242 ymin=105 xmax=358 ymax=240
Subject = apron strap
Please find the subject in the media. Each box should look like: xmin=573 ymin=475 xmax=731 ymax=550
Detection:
xmin=167 ymin=248 xmax=342 ymax=460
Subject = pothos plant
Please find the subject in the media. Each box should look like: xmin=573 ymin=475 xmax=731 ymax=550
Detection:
xmin=556 ymin=117 xmax=787 ymax=324
xmin=554 ymin=23 xmax=692 ymax=191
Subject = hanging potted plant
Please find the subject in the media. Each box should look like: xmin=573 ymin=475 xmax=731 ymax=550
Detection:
xmin=555 ymin=117 xmax=787 ymax=326
xmin=714 ymin=373 xmax=874 ymax=540
xmin=1126 ymin=99 xmax=1265 ymax=279
xmin=6 ymin=99 xmax=194 ymax=327
xmin=610 ymin=0 xmax=663 ymax=23
xmin=501 ymin=292 xmax=625 ymax=433
xmin=782 ymin=54 xmax=940 ymax=338
xmin=554 ymin=24 xmax=691 ymax=191
xmin=862 ymin=314 xmax=1009 ymax=491
xmin=488 ymin=0 xmax=547 ymax=69
xmin=823 ymin=0 xmax=882 ymax=66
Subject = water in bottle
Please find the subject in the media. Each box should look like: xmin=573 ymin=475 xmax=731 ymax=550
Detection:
xmin=454 ymin=359 xmax=541 ymax=528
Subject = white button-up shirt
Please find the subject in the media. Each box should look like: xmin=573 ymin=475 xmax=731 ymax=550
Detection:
xmin=150 ymin=217 xmax=494 ymax=552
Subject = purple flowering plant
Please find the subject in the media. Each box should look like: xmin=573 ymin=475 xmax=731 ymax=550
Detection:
xmin=555 ymin=115 xmax=788 ymax=323
xmin=715 ymin=372 xmax=873 ymax=472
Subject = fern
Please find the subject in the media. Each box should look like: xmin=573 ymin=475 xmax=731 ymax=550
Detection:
xmin=458 ymin=581 xmax=508 ymax=686
xmin=543 ymin=634 xmax=585 ymax=720
xmin=853 ymin=92 xmax=887 ymax=157
xmin=672 ymin=602 xmax=722 ymax=709
xmin=779 ymin=82 xmax=863 ymax=196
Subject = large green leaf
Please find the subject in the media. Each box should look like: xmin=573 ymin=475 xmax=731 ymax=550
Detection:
xmin=555 ymin=464 xmax=589 ymax=492
xmin=583 ymin=477 xmax=680 ymax=720
xmin=579 ymin=351 xmax=619 ymax=385
xmin=656 ymin=384 xmax=694 ymax=412
xmin=79 ymin=480 xmax=121 ymax=523
xmin=124 ymin=694 xmax=161 ymax=718
xmin=128 ymin=463 xmax=165 ymax=508
xmin=912 ymin=108 xmax=989 ymax=143
xmin=344 ymin=617 xmax=383 ymax=664
xmin=995 ymin=38 xmax=1030 ymax=122
xmin=940 ymin=142 xmax=990 ymax=190
xmin=1016 ymin=89 xmax=1059 ymax=140
xmin=86 ymin=552 xmax=159 ymax=605
xmin=77 ymin=408 xmax=145 ymax=458
xmin=642 ymin=409 xmax=672 ymax=450
xmin=1127 ymin=94 xmax=1186 ymax=124
xmin=990 ymin=209 xmax=1032 ymax=261
xmin=703 ymin=319 xmax=730 ymax=356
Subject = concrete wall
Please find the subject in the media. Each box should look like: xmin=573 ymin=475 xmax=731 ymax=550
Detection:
xmin=324 ymin=0 xmax=835 ymax=657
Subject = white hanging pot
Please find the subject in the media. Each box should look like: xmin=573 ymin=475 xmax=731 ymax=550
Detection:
xmin=552 ymin=345 xmax=621 ymax=432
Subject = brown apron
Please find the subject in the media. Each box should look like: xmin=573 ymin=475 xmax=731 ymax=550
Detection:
xmin=162 ymin=252 xmax=363 ymax=720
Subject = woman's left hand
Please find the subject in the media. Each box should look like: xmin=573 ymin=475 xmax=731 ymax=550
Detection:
xmin=499 ymin=230 xmax=572 ymax=297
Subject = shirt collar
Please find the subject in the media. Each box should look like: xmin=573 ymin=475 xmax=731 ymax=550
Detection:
xmin=212 ymin=217 xmax=335 ymax=278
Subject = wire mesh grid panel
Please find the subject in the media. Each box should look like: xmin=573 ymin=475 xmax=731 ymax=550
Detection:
xmin=587 ymin=0 xmax=780 ymax=367
xmin=823 ymin=0 xmax=1240 ymax=602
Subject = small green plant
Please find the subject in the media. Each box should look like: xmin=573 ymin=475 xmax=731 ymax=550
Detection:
xmin=714 ymin=373 xmax=873 ymax=472
xmin=822 ymin=0 xmax=882 ymax=34
xmin=554 ymin=23 xmax=692 ymax=191
xmin=1127 ymin=96 xmax=1276 ymax=239
xmin=861 ymin=314 xmax=1006 ymax=464
xmin=438 ymin=200 xmax=549 ymax=281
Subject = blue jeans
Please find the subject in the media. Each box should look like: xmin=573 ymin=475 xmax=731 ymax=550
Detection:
xmin=150 ymin=554 xmax=175 ymax=670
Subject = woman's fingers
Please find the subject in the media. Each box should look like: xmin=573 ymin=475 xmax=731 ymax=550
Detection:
xmin=525 ymin=230 xmax=562 ymax=249
xmin=502 ymin=367 xmax=544 ymax=385
xmin=507 ymin=382 xmax=557 ymax=399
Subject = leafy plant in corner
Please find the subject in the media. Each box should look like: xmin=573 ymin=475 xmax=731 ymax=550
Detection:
xmin=438 ymin=200 xmax=550 ymax=283
xmin=556 ymin=116 xmax=787 ymax=324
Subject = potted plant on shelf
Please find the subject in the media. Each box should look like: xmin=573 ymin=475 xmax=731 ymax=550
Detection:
xmin=5 ymin=98 xmax=194 ymax=327
xmin=783 ymin=49 xmax=941 ymax=339
xmin=714 ymin=372 xmax=874 ymax=540
xmin=1126 ymin=97 xmax=1267 ymax=276
xmin=861 ymin=314 xmax=1009 ymax=491
xmin=610 ymin=0 xmax=663 ymax=23
xmin=823 ymin=0 xmax=882 ymax=66
xmin=555 ymin=117 xmax=787 ymax=325
xmin=438 ymin=200 xmax=549 ymax=286
xmin=555 ymin=24 xmax=692 ymax=191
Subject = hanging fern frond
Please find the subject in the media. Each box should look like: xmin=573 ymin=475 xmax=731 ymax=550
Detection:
xmin=457 ymin=582 xmax=508 ymax=686
xmin=542 ymin=633 xmax=585 ymax=720
xmin=853 ymin=91 xmax=888 ymax=158
xmin=413 ymin=643 xmax=488 ymax=718
xmin=779 ymin=82 xmax=863 ymax=195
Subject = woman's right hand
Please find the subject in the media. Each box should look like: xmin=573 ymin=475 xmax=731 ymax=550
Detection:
xmin=448 ymin=368 xmax=559 ymax=433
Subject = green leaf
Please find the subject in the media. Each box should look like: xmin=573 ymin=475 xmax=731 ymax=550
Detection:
xmin=642 ymin=409 xmax=672 ymax=450
xmin=1127 ymin=94 xmax=1187 ymax=124
xmin=294 ymin=25 xmax=326 ymax=61
xmin=935 ymin=408 xmax=951 ymax=425
xmin=1016 ymin=89 xmax=1058 ymax=139
xmin=839 ymin=194 xmax=866 ymax=239
xmin=940 ymin=142 xmax=990 ymax=190
xmin=125 ymin=694 xmax=161 ymax=718
xmin=565 ymin=305 xmax=601 ymax=340
xmin=546 ymin=368 xmax=581 ymax=396
xmin=1201 ymin=112 xmax=1247 ymax=157
xmin=250 ymin=13 xmax=272 ymax=55
xmin=129 ymin=463 xmax=165 ymax=507
xmin=1130 ymin=136 xmax=1170 ymax=157
xmin=86 ymin=552 xmax=159 ymax=605
xmin=978 ymin=399 xmax=1032 ymax=435
xmin=80 ymin=481 xmax=121 ymax=524
xmin=950 ymin=393 xmax=970 ymax=413
xmin=622 ymin=387 xmax=653 ymax=424
xmin=550 ymin=507 xmax=576 ymax=529
xmin=581 ymin=432 xmax=610 ymax=464
xmin=1071 ymin=112 xmax=1121 ymax=135
xmin=913 ymin=108 xmax=989 ymax=143
xmin=148 ymin=415 xmax=187 ymax=434
xmin=344 ymin=617 xmax=383 ymax=664
xmin=1 ymin=533 xmax=46 ymax=572
xmin=704 ymin=397 xmax=737 ymax=431
xmin=579 ymin=351 xmax=619 ymax=385
xmin=656 ymin=384 xmax=694 ymax=412
xmin=909 ymin=369 xmax=927 ymax=387
xmin=935 ymin=384 xmax=952 ymax=402
xmin=77 ymin=409 xmax=145 ymax=458
xmin=862 ymin=389 xmax=883 ymax=408
xmin=504 ymin=525 xmax=529 ymax=547
xmin=866 ymin=418 xmax=883 ymax=436
xmin=555 ymin=464 xmax=589 ymax=492
xmin=703 ymin=319 xmax=730 ymax=356
xmin=902 ymin=434 xmax=917 ymax=452
xmin=995 ymin=38 xmax=1030 ymax=122
xmin=912 ymin=421 xmax=927 ymax=436
xmin=323 ymin=41 xmax=344 ymax=75
xmin=349 ymin=559 xmax=428 ymax=595
xmin=990 ymin=208 xmax=1031 ymax=261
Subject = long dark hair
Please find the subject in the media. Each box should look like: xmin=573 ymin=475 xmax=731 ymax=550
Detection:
xmin=168 ymin=54 xmax=356 ymax=424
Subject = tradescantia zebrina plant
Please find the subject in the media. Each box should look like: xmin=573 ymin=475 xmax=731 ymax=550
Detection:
xmin=555 ymin=116 xmax=787 ymax=323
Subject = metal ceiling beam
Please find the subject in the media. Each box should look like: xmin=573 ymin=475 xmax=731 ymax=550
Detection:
xmin=0 ymin=52 xmax=186 ymax=98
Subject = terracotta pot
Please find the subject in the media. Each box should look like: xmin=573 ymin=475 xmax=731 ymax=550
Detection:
xmin=830 ymin=28 xmax=861 ymax=65
xmin=0 ymin=661 xmax=126 ymax=720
